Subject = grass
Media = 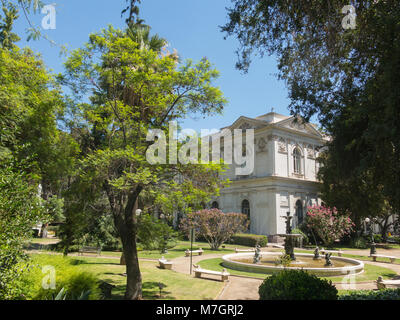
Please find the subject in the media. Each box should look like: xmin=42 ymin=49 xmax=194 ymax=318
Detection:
xmin=25 ymin=238 xmax=251 ymax=260
xmin=197 ymin=257 xmax=397 ymax=283
xmin=137 ymin=241 xmax=250 ymax=259
xmin=24 ymin=253 xmax=223 ymax=300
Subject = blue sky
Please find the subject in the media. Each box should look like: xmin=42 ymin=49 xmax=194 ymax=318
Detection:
xmin=13 ymin=0 xmax=292 ymax=132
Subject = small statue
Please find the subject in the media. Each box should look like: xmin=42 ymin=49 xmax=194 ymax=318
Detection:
xmin=313 ymin=247 xmax=321 ymax=260
xmin=283 ymin=211 xmax=293 ymax=234
xmin=253 ymin=245 xmax=262 ymax=264
xmin=324 ymin=253 xmax=333 ymax=267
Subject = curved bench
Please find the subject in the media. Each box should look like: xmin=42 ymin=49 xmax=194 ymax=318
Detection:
xmin=370 ymin=254 xmax=397 ymax=263
xmin=158 ymin=258 xmax=173 ymax=270
xmin=193 ymin=265 xmax=230 ymax=282
xmin=376 ymin=276 xmax=400 ymax=289
xmin=185 ymin=248 xmax=203 ymax=257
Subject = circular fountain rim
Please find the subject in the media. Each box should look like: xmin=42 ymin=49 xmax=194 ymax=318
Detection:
xmin=222 ymin=252 xmax=364 ymax=277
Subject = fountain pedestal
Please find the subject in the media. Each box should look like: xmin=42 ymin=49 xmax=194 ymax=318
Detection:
xmin=278 ymin=233 xmax=303 ymax=261
xmin=279 ymin=212 xmax=303 ymax=261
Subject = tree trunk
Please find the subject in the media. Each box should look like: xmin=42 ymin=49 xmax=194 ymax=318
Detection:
xmin=121 ymin=229 xmax=142 ymax=300
xmin=107 ymin=183 xmax=143 ymax=300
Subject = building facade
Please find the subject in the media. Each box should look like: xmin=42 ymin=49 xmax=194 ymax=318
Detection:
xmin=211 ymin=112 xmax=328 ymax=241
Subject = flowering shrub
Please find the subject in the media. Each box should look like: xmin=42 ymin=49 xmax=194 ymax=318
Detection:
xmin=258 ymin=269 xmax=338 ymax=300
xmin=180 ymin=209 xmax=249 ymax=250
xmin=306 ymin=205 xmax=354 ymax=247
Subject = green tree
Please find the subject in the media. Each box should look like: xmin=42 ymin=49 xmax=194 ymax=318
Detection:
xmin=0 ymin=164 xmax=46 ymax=299
xmin=180 ymin=209 xmax=249 ymax=250
xmin=318 ymin=150 xmax=393 ymax=230
xmin=0 ymin=2 xmax=20 ymax=48
xmin=61 ymin=26 xmax=227 ymax=299
xmin=222 ymin=1 xmax=400 ymax=216
xmin=136 ymin=213 xmax=177 ymax=252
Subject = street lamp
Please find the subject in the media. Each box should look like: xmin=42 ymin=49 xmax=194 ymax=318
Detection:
xmin=159 ymin=213 xmax=168 ymax=254
xmin=365 ymin=217 xmax=376 ymax=255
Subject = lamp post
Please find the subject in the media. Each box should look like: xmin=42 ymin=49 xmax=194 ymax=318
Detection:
xmin=365 ymin=217 xmax=377 ymax=255
xmin=160 ymin=214 xmax=168 ymax=254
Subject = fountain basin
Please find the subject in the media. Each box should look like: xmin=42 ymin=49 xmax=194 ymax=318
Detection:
xmin=222 ymin=252 xmax=364 ymax=277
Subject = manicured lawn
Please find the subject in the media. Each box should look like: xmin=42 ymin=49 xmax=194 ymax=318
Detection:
xmin=25 ymin=239 xmax=253 ymax=260
xmin=25 ymin=253 xmax=224 ymax=300
xmin=197 ymin=257 xmax=397 ymax=283
xmin=137 ymin=241 xmax=250 ymax=259
xmin=63 ymin=240 xmax=250 ymax=259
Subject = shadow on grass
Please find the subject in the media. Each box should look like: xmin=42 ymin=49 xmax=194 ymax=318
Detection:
xmin=70 ymin=258 xmax=120 ymax=266
xmin=112 ymin=281 xmax=175 ymax=300
xmin=381 ymin=271 xmax=397 ymax=279
xmin=142 ymin=281 xmax=174 ymax=300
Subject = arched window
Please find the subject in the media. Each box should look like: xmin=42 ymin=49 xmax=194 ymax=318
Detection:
xmin=293 ymin=147 xmax=302 ymax=174
xmin=241 ymin=199 xmax=250 ymax=230
xmin=295 ymin=200 xmax=304 ymax=225
xmin=211 ymin=201 xmax=219 ymax=209
xmin=241 ymin=200 xmax=250 ymax=217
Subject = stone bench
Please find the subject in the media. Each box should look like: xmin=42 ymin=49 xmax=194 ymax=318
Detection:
xmin=185 ymin=248 xmax=203 ymax=257
xmin=193 ymin=265 xmax=230 ymax=282
xmin=376 ymin=276 xmax=400 ymax=289
xmin=320 ymin=249 xmax=343 ymax=257
xmin=158 ymin=257 xmax=173 ymax=270
xmin=235 ymin=248 xmax=256 ymax=253
xmin=78 ymin=246 xmax=101 ymax=256
xmin=370 ymin=254 xmax=397 ymax=263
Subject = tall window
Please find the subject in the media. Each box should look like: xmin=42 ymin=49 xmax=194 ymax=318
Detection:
xmin=241 ymin=200 xmax=250 ymax=230
xmin=241 ymin=199 xmax=250 ymax=216
xmin=295 ymin=200 xmax=304 ymax=225
xmin=293 ymin=147 xmax=302 ymax=174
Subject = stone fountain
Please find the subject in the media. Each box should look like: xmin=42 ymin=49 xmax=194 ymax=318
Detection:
xmin=277 ymin=212 xmax=303 ymax=261
xmin=221 ymin=212 xmax=365 ymax=277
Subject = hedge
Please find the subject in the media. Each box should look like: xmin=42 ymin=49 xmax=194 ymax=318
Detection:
xmin=339 ymin=289 xmax=400 ymax=300
xmin=229 ymin=233 xmax=268 ymax=247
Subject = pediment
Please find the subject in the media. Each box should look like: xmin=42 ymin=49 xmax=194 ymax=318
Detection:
xmin=223 ymin=116 xmax=268 ymax=131
xmin=273 ymin=116 xmax=323 ymax=138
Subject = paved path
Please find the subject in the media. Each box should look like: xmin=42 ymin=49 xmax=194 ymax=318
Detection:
xmin=169 ymin=253 xmax=264 ymax=300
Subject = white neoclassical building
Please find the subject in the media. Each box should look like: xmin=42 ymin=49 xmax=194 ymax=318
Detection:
xmin=211 ymin=112 xmax=329 ymax=242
